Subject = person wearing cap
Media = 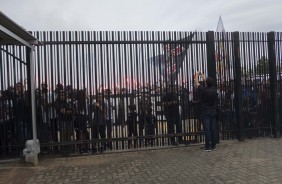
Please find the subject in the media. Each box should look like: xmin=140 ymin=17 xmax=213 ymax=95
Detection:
xmin=194 ymin=71 xmax=218 ymax=152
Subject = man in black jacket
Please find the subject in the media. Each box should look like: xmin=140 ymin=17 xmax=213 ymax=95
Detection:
xmin=195 ymin=71 xmax=217 ymax=151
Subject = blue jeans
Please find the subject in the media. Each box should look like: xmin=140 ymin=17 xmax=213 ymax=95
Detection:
xmin=201 ymin=113 xmax=217 ymax=149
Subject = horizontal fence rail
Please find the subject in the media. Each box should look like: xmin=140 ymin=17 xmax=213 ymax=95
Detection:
xmin=0 ymin=31 xmax=281 ymax=158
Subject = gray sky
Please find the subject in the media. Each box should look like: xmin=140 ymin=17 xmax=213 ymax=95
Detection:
xmin=2 ymin=0 xmax=282 ymax=32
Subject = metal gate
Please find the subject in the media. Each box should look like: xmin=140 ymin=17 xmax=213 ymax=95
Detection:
xmin=32 ymin=31 xmax=214 ymax=154
xmin=1 ymin=31 xmax=281 ymax=157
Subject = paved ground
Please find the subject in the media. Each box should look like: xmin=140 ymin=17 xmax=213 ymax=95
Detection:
xmin=1 ymin=137 xmax=282 ymax=184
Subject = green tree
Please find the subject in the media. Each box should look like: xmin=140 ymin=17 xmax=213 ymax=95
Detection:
xmin=256 ymin=56 xmax=269 ymax=75
xmin=241 ymin=66 xmax=254 ymax=78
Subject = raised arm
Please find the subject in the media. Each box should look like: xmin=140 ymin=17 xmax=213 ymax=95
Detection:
xmin=194 ymin=71 xmax=206 ymax=88
xmin=194 ymin=71 xmax=201 ymax=88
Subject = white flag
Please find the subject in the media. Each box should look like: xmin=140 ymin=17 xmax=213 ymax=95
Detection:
xmin=215 ymin=16 xmax=229 ymax=81
xmin=216 ymin=16 xmax=225 ymax=32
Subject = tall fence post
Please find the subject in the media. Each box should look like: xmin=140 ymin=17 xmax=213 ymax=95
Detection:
xmin=206 ymin=31 xmax=217 ymax=82
xmin=26 ymin=47 xmax=32 ymax=135
xmin=26 ymin=47 xmax=39 ymax=166
xmin=267 ymin=32 xmax=280 ymax=138
xmin=206 ymin=31 xmax=219 ymax=142
xmin=232 ymin=31 xmax=244 ymax=141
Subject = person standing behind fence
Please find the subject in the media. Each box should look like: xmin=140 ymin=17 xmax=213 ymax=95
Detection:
xmin=138 ymin=91 xmax=156 ymax=146
xmin=38 ymin=83 xmax=51 ymax=144
xmin=104 ymin=89 xmax=114 ymax=150
xmin=74 ymin=89 xmax=90 ymax=154
xmin=54 ymin=85 xmax=74 ymax=151
xmin=117 ymin=89 xmax=126 ymax=126
xmin=124 ymin=104 xmax=138 ymax=148
xmin=92 ymin=93 xmax=106 ymax=153
xmin=180 ymin=87 xmax=191 ymax=120
xmin=13 ymin=82 xmax=30 ymax=144
xmin=161 ymin=85 xmax=182 ymax=145
xmin=194 ymin=71 xmax=218 ymax=151
xmin=138 ymin=91 xmax=152 ymax=143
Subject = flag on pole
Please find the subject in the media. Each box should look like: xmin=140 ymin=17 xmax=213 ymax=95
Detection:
xmin=216 ymin=15 xmax=225 ymax=32
xmin=215 ymin=16 xmax=228 ymax=81
xmin=149 ymin=32 xmax=195 ymax=85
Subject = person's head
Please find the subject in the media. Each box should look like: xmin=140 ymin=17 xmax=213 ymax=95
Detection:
xmin=104 ymin=89 xmax=111 ymax=95
xmin=205 ymin=77 xmax=216 ymax=87
xmin=97 ymin=93 xmax=103 ymax=102
xmin=16 ymin=82 xmax=22 ymax=93
xmin=128 ymin=104 xmax=136 ymax=111
xmin=41 ymin=83 xmax=48 ymax=92
xmin=121 ymin=88 xmax=127 ymax=94
xmin=55 ymin=83 xmax=64 ymax=94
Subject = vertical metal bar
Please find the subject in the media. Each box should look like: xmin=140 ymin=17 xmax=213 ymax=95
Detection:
xmin=81 ymin=32 xmax=86 ymax=90
xmin=22 ymin=45 xmax=30 ymax=140
xmin=87 ymin=31 xmax=92 ymax=149
xmin=123 ymin=31 xmax=128 ymax=149
xmin=206 ymin=31 xmax=218 ymax=143
xmin=0 ymin=46 xmax=4 ymax=155
xmin=99 ymin=31 xmax=105 ymax=149
xmin=206 ymin=31 xmax=217 ymax=84
xmin=267 ymin=31 xmax=279 ymax=138
xmin=111 ymin=31 xmax=117 ymax=149
xmin=105 ymin=31 xmax=111 ymax=146
xmin=116 ymin=31 xmax=122 ymax=150
xmin=92 ymin=31 xmax=98 ymax=149
xmin=0 ymin=45 xmax=4 ymax=92
xmin=264 ymin=32 xmax=270 ymax=134
xmin=35 ymin=32 xmax=41 ymax=111
xmin=135 ymin=31 xmax=141 ymax=146
xmin=128 ymin=31 xmax=133 ymax=146
xmin=151 ymin=32 xmax=158 ymax=146
xmin=233 ymin=31 xmax=244 ymax=141
xmin=276 ymin=33 xmax=282 ymax=136
xmin=156 ymin=31 xmax=162 ymax=146
xmin=5 ymin=46 xmax=10 ymax=90
xmin=62 ymin=31 xmax=66 ymax=93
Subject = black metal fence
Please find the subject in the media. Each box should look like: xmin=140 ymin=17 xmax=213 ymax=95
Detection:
xmin=0 ymin=31 xmax=281 ymax=157
xmin=0 ymin=45 xmax=32 ymax=157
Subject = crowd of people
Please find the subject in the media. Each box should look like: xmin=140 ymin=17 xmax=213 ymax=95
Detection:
xmin=0 ymin=80 xmax=192 ymax=153
xmin=0 ymin=82 xmax=31 ymax=155
xmin=0 ymin=76 xmax=281 ymax=155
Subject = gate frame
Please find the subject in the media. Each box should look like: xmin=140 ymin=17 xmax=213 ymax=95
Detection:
xmin=0 ymin=11 xmax=42 ymax=165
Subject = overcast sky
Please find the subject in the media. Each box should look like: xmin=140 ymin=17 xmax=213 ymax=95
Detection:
xmin=2 ymin=0 xmax=282 ymax=32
